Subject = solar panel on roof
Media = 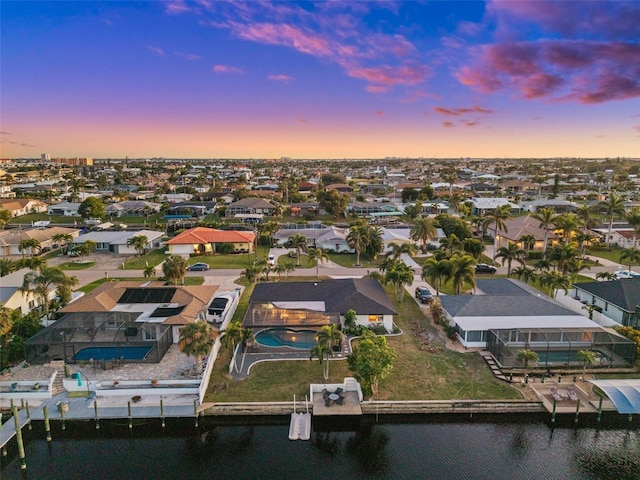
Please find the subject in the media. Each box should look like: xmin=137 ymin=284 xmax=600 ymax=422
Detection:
xmin=118 ymin=288 xmax=176 ymax=304
xmin=150 ymin=305 xmax=185 ymax=317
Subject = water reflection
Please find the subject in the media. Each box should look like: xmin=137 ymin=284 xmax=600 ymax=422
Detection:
xmin=346 ymin=424 xmax=391 ymax=474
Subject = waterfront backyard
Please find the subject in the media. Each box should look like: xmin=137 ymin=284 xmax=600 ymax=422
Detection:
xmin=205 ymin=284 xmax=520 ymax=403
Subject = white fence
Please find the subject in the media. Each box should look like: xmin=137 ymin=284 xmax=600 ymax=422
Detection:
xmin=554 ymin=290 xmax=619 ymax=327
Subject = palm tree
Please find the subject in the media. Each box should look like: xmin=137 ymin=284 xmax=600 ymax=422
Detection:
xmin=409 ymin=217 xmax=438 ymax=253
xmin=595 ymin=271 xmax=615 ymax=281
xmin=548 ymin=241 xmax=580 ymax=274
xmin=238 ymin=326 xmax=254 ymax=372
xmin=576 ymin=204 xmax=597 ymax=231
xmin=620 ymin=248 xmax=640 ymax=272
xmin=287 ymin=233 xmax=307 ymax=266
xmin=316 ymin=324 xmax=343 ymax=352
xmin=178 ymin=321 xmax=219 ymax=374
xmin=532 ymin=207 xmax=556 ymax=258
xmin=552 ymin=213 xmax=579 ymax=243
xmin=516 ymin=349 xmax=539 ymax=369
xmin=75 ymin=240 xmax=96 ymax=262
xmin=421 ymin=258 xmax=452 ymax=296
xmin=257 ymin=220 xmax=280 ymax=246
xmin=384 ymin=260 xmax=414 ymax=301
xmin=495 ymin=241 xmax=527 ymax=277
xmin=574 ymin=231 xmax=597 ymax=257
xmin=126 ymin=234 xmax=149 ymax=256
xmin=575 ymin=350 xmax=597 ymax=377
xmin=0 ymin=258 xmax=18 ymax=277
xmin=162 ymin=255 xmax=188 ymax=285
xmin=346 ymin=225 xmax=368 ymax=266
xmin=519 ymin=234 xmax=536 ymax=252
xmin=21 ymin=266 xmax=78 ymax=320
xmin=52 ymin=233 xmax=74 ymax=255
xmin=222 ymin=321 xmax=244 ymax=372
xmin=309 ymin=342 xmax=333 ymax=381
xmin=385 ymin=242 xmax=417 ymax=261
xmin=511 ymin=266 xmax=536 ymax=285
xmin=567 ymin=257 xmax=590 ymax=283
xmin=625 ymin=206 xmax=640 ymax=250
xmin=486 ymin=204 xmax=512 ymax=260
xmin=364 ymin=225 xmax=384 ymax=260
xmin=143 ymin=265 xmax=156 ymax=278
xmin=0 ymin=208 xmax=10 ymax=230
xmin=307 ymin=247 xmax=329 ymax=278
xmin=19 ymin=238 xmax=41 ymax=259
xmin=462 ymin=237 xmax=485 ymax=260
xmin=439 ymin=234 xmax=461 ymax=257
xmin=449 ymin=253 xmax=476 ymax=295
xmin=539 ymin=270 xmax=571 ymax=298
xmin=598 ymin=192 xmax=626 ymax=249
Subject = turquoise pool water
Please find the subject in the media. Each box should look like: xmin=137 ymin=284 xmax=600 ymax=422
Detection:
xmin=255 ymin=328 xmax=318 ymax=349
xmin=534 ymin=350 xmax=611 ymax=364
xmin=73 ymin=345 xmax=153 ymax=361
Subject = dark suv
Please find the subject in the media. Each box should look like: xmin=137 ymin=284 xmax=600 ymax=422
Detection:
xmin=415 ymin=287 xmax=433 ymax=304
xmin=475 ymin=263 xmax=497 ymax=274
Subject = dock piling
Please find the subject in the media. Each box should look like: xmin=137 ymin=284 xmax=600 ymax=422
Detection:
xmin=194 ymin=399 xmax=198 ymax=427
xmin=551 ymin=399 xmax=557 ymax=423
xmin=12 ymin=405 xmax=26 ymax=470
xmin=160 ymin=398 xmax=165 ymax=428
xmin=597 ymin=397 xmax=603 ymax=423
xmin=26 ymin=401 xmax=32 ymax=430
xmin=94 ymin=400 xmax=100 ymax=430
xmin=574 ymin=399 xmax=580 ymax=423
xmin=128 ymin=401 xmax=132 ymax=429
xmin=43 ymin=406 xmax=52 ymax=442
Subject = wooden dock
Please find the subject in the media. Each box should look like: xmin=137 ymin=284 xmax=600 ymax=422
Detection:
xmin=312 ymin=391 xmax=362 ymax=416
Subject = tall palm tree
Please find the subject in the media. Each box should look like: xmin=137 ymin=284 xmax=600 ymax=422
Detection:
xmin=439 ymin=234 xmax=461 ymax=257
xmin=309 ymin=342 xmax=333 ymax=381
xmin=162 ymin=255 xmax=188 ymax=285
xmin=495 ymin=241 xmax=527 ymax=277
xmin=384 ymin=260 xmax=414 ymax=301
xmin=19 ymin=238 xmax=41 ymax=259
xmin=222 ymin=321 xmax=244 ymax=372
xmin=598 ymin=192 xmax=626 ymax=249
xmin=449 ymin=253 xmax=476 ymax=295
xmin=126 ymin=234 xmax=149 ymax=256
xmin=409 ymin=217 xmax=438 ymax=253
xmin=553 ymin=213 xmax=580 ymax=243
xmin=519 ymin=234 xmax=536 ymax=252
xmin=516 ymin=349 xmax=539 ymax=369
xmin=548 ymin=241 xmax=580 ymax=274
xmin=620 ymin=248 xmax=640 ymax=272
xmin=575 ymin=350 xmax=597 ymax=376
xmin=486 ymin=204 xmax=512 ymax=259
xmin=257 ymin=220 xmax=280 ymax=246
xmin=238 ymin=326 xmax=255 ymax=372
xmin=462 ymin=237 xmax=485 ymax=260
xmin=511 ymin=266 xmax=537 ymax=285
xmin=532 ymin=207 xmax=555 ymax=257
xmin=52 ymin=233 xmax=74 ymax=255
xmin=625 ymin=206 xmax=640 ymax=250
xmin=539 ymin=270 xmax=571 ymax=298
xmin=346 ymin=225 xmax=368 ymax=266
xmin=0 ymin=208 xmax=10 ymax=230
xmin=567 ymin=257 xmax=590 ymax=283
xmin=316 ymin=324 xmax=343 ymax=352
xmin=143 ymin=265 xmax=156 ymax=278
xmin=21 ymin=266 xmax=78 ymax=320
xmin=307 ymin=247 xmax=329 ymax=278
xmin=574 ymin=231 xmax=597 ymax=257
xmin=178 ymin=321 xmax=219 ymax=374
xmin=421 ymin=258 xmax=452 ymax=296
xmin=0 ymin=258 xmax=18 ymax=277
xmin=576 ymin=204 xmax=597 ymax=231
xmin=287 ymin=233 xmax=307 ymax=266
xmin=364 ymin=225 xmax=384 ymax=260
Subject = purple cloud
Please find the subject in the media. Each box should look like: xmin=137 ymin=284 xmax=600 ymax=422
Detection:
xmin=147 ymin=46 xmax=165 ymax=56
xmin=268 ymin=74 xmax=294 ymax=83
xmin=433 ymin=106 xmax=494 ymax=116
xmin=213 ymin=64 xmax=243 ymax=74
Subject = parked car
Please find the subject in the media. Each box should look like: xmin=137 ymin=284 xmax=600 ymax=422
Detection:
xmin=415 ymin=287 xmax=433 ymax=304
xmin=614 ymin=270 xmax=640 ymax=279
xmin=475 ymin=263 xmax=497 ymax=274
xmin=268 ymin=254 xmax=276 ymax=266
xmin=187 ymin=262 xmax=209 ymax=271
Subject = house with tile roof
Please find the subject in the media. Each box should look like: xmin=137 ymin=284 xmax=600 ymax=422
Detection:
xmin=24 ymin=281 xmax=218 ymax=364
xmin=0 ymin=198 xmax=48 ymax=217
xmin=245 ymin=278 xmax=397 ymax=333
xmin=70 ymin=229 xmax=163 ymax=254
xmin=225 ymin=198 xmax=277 ymax=217
xmin=573 ymin=278 xmax=640 ymax=328
xmin=491 ymin=214 xmax=561 ymax=251
xmin=165 ymin=227 xmax=255 ymax=255
xmin=0 ymin=226 xmax=80 ymax=256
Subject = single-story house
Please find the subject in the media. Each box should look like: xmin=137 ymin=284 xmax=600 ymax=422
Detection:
xmin=0 ymin=198 xmax=48 ymax=217
xmin=439 ymin=279 xmax=635 ymax=367
xmin=492 ymin=215 xmax=561 ymax=251
xmin=326 ymin=183 xmax=353 ymax=194
xmin=165 ymin=227 xmax=255 ymax=255
xmin=521 ymin=199 xmax=578 ymax=214
xmin=225 ymin=198 xmax=277 ymax=217
xmin=0 ymin=268 xmax=54 ymax=315
xmin=70 ymin=229 xmax=163 ymax=254
xmin=24 ymin=281 xmax=218 ymax=364
xmin=591 ymin=228 xmax=638 ymax=249
xmin=274 ymin=224 xmax=350 ymax=252
xmin=106 ymin=200 xmax=162 ymax=217
xmin=169 ymin=201 xmax=218 ymax=216
xmin=244 ymin=278 xmax=397 ymax=333
xmin=573 ymin=278 xmax=640 ymax=328
xmin=469 ymin=198 xmax=522 ymax=216
xmin=47 ymin=202 xmax=82 ymax=216
xmin=0 ymin=226 xmax=80 ymax=257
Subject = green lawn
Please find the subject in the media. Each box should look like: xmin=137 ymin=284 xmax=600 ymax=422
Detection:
xmin=205 ymin=280 xmax=520 ymax=402
xmin=327 ymin=253 xmax=379 ymax=268
xmin=589 ymin=248 xmax=639 ymax=266
xmin=191 ymin=246 xmax=271 ymax=269
xmin=76 ymin=276 xmax=203 ymax=292
xmin=8 ymin=213 xmax=82 ymax=224
xmin=123 ymin=248 xmax=168 ymax=269
xmin=58 ymin=261 xmax=95 ymax=270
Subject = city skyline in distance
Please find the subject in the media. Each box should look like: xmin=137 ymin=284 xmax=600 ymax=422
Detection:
xmin=2 ymin=1 xmax=639 ymax=159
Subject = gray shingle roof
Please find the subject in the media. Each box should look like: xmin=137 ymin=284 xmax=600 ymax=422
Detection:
xmin=476 ymin=279 xmax=530 ymax=296
xmin=573 ymin=279 xmax=640 ymax=312
xmin=250 ymin=278 xmax=397 ymax=315
xmin=440 ymin=294 xmax=576 ymax=317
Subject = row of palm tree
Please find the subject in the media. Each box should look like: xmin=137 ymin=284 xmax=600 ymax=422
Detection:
xmin=222 ymin=320 xmax=254 ymax=373
xmin=516 ymin=348 xmax=598 ymax=374
xmin=309 ymin=324 xmax=343 ymax=381
xmin=421 ymin=252 xmax=477 ymax=295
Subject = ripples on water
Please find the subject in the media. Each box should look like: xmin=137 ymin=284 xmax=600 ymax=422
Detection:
xmin=1 ymin=414 xmax=639 ymax=480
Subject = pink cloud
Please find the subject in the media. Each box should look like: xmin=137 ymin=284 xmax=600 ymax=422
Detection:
xmin=165 ymin=1 xmax=191 ymax=15
xmin=433 ymin=106 xmax=494 ymax=116
xmin=375 ymin=111 xmax=384 ymax=116
xmin=235 ymin=23 xmax=332 ymax=57
xmin=213 ymin=64 xmax=243 ymax=74
xmin=365 ymin=85 xmax=391 ymax=94
xmin=268 ymin=74 xmax=294 ymax=83
xmin=176 ymin=52 xmax=201 ymax=61
xmin=458 ymin=40 xmax=640 ymax=103
xmin=147 ymin=46 xmax=165 ymax=56
xmin=346 ymin=64 xmax=430 ymax=88
xmin=442 ymin=121 xmax=455 ymax=128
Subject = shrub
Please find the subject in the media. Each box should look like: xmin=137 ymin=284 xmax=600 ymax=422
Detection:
xmin=368 ymin=324 xmax=388 ymax=335
xmin=526 ymin=250 xmax=544 ymax=260
xmin=216 ymin=242 xmax=235 ymax=254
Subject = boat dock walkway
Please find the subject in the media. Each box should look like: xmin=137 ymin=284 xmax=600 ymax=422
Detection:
xmin=0 ymin=391 xmax=200 ymax=449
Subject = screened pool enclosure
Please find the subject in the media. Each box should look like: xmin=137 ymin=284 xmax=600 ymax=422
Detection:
xmin=24 ymin=311 xmax=172 ymax=365
xmin=486 ymin=327 xmax=636 ymax=368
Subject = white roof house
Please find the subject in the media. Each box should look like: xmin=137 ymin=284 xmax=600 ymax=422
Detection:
xmin=71 ymin=229 xmax=163 ymax=254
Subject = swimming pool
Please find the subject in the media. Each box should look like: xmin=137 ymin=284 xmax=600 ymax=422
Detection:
xmin=533 ymin=350 xmax=612 ymax=365
xmin=73 ymin=345 xmax=153 ymax=361
xmin=255 ymin=329 xmax=318 ymax=350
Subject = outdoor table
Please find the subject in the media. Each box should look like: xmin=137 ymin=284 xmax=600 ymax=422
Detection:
xmin=329 ymin=393 xmax=339 ymax=401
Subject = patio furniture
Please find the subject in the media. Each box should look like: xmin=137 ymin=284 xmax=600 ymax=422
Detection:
xmin=567 ymin=388 xmax=578 ymax=401
xmin=329 ymin=393 xmax=339 ymax=401
xmin=131 ymin=396 xmax=141 ymax=403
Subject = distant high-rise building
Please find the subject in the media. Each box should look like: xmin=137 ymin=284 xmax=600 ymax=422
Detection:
xmin=51 ymin=157 xmax=94 ymax=166
xmin=41 ymin=153 xmax=51 ymax=161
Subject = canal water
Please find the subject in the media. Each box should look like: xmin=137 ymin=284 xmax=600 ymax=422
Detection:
xmin=1 ymin=413 xmax=639 ymax=479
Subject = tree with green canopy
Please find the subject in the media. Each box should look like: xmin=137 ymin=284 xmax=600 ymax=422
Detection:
xmin=126 ymin=234 xmax=149 ymax=256
xmin=178 ymin=321 xmax=219 ymax=374
xmin=307 ymin=247 xmax=329 ymax=277
xmin=162 ymin=255 xmax=188 ymax=285
xmin=348 ymin=330 xmax=397 ymax=398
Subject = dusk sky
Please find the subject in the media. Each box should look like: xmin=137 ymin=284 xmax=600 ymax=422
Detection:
xmin=2 ymin=1 xmax=639 ymax=159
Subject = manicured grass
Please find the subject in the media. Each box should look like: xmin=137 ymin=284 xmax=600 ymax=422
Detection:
xmin=191 ymin=246 xmax=271 ymax=269
xmin=205 ymin=280 xmax=520 ymax=402
xmin=123 ymin=248 xmax=168 ymax=269
xmin=8 ymin=213 xmax=82 ymax=224
xmin=182 ymin=276 xmax=205 ymax=286
xmin=76 ymin=276 xmax=203 ymax=292
xmin=58 ymin=261 xmax=95 ymax=270
xmin=589 ymin=248 xmax=638 ymax=265
xmin=327 ymin=252 xmax=379 ymax=268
